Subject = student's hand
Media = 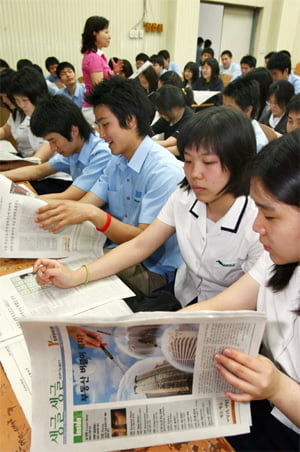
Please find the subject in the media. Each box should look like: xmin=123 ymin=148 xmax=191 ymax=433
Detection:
xmin=35 ymin=200 xmax=94 ymax=232
xmin=66 ymin=326 xmax=107 ymax=349
xmin=33 ymin=258 xmax=84 ymax=288
xmin=112 ymin=58 xmax=123 ymax=75
xmin=214 ymin=348 xmax=283 ymax=402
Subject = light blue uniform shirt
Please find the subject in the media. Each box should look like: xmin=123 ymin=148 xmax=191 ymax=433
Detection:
xmin=288 ymin=72 xmax=300 ymax=94
xmin=91 ymin=136 xmax=184 ymax=281
xmin=49 ymin=133 xmax=111 ymax=192
xmin=58 ymin=81 xmax=85 ymax=108
xmin=169 ymin=61 xmax=182 ymax=76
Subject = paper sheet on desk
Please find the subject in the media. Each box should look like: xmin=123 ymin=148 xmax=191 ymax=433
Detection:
xmin=0 ymin=174 xmax=106 ymax=258
xmin=0 ymin=140 xmax=41 ymax=164
xmin=192 ymin=90 xmax=220 ymax=105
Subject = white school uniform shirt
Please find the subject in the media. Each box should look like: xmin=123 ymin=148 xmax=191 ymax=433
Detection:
xmin=7 ymin=113 xmax=45 ymax=157
xmin=158 ymin=188 xmax=263 ymax=306
xmin=249 ymin=252 xmax=300 ymax=434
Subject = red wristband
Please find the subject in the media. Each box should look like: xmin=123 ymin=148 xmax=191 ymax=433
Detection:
xmin=96 ymin=212 xmax=112 ymax=232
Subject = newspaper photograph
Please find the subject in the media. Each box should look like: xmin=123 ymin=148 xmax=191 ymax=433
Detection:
xmin=20 ymin=311 xmax=266 ymax=451
xmin=0 ymin=174 xmax=106 ymax=258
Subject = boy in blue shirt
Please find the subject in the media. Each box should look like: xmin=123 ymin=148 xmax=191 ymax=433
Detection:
xmin=56 ymin=62 xmax=85 ymax=108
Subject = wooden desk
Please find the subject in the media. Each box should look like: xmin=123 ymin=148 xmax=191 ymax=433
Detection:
xmin=0 ymin=258 xmax=234 ymax=452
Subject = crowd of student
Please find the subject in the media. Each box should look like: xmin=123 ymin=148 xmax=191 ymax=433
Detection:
xmin=0 ymin=15 xmax=299 ymax=452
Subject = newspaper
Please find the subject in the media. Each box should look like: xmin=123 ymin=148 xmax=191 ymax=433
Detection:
xmin=0 ymin=174 xmax=106 ymax=258
xmin=20 ymin=310 xmax=266 ymax=451
xmin=0 ymin=140 xmax=41 ymax=164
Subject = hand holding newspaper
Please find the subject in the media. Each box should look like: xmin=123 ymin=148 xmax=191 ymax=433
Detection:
xmin=0 ymin=175 xmax=105 ymax=258
xmin=20 ymin=310 xmax=266 ymax=451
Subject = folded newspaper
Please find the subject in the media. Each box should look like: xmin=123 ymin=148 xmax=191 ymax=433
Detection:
xmin=0 ymin=174 xmax=105 ymax=258
xmin=0 ymin=140 xmax=41 ymax=164
xmin=20 ymin=310 xmax=266 ymax=451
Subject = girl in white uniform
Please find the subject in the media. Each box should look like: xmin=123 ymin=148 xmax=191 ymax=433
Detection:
xmin=184 ymin=130 xmax=300 ymax=450
xmin=33 ymin=107 xmax=262 ymax=308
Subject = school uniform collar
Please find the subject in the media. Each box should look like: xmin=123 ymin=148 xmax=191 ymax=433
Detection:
xmin=189 ymin=195 xmax=248 ymax=234
xmin=117 ymin=136 xmax=151 ymax=173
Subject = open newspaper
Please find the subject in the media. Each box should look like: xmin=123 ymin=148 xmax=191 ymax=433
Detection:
xmin=0 ymin=174 xmax=106 ymax=258
xmin=20 ymin=310 xmax=266 ymax=451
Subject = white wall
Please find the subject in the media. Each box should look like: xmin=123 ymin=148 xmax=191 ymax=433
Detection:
xmin=0 ymin=0 xmax=199 ymax=77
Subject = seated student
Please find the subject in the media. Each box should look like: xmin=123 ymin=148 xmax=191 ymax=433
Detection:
xmin=45 ymin=56 xmax=60 ymax=83
xmin=33 ymin=76 xmax=184 ymax=296
xmin=260 ymin=80 xmax=295 ymax=134
xmin=223 ymin=77 xmax=272 ymax=151
xmin=244 ymin=66 xmax=273 ymax=120
xmin=150 ymin=54 xmax=166 ymax=77
xmin=151 ymin=84 xmax=194 ymax=156
xmin=220 ymin=50 xmax=241 ymax=80
xmin=158 ymin=71 xmax=194 ymax=107
xmin=158 ymin=50 xmax=181 ymax=76
xmin=240 ymin=54 xmax=257 ymax=76
xmin=193 ymin=57 xmax=223 ymax=106
xmin=182 ymin=130 xmax=300 ymax=452
xmin=267 ymin=51 xmax=300 ymax=94
xmin=198 ymin=47 xmax=214 ymax=75
xmin=16 ymin=59 xmax=32 ymax=70
xmin=31 ymin=63 xmax=59 ymax=96
xmin=34 ymin=107 xmax=263 ymax=312
xmin=183 ymin=61 xmax=199 ymax=89
xmin=137 ymin=65 xmax=158 ymax=115
xmin=135 ymin=52 xmax=149 ymax=70
xmin=0 ymin=59 xmax=9 ymax=71
xmin=286 ymin=93 xmax=300 ymax=132
xmin=195 ymin=37 xmax=204 ymax=66
xmin=56 ymin=62 xmax=85 ymax=108
xmin=0 ymin=66 xmax=53 ymax=170
xmin=109 ymin=58 xmax=133 ymax=79
xmin=1 ymin=95 xmax=111 ymax=197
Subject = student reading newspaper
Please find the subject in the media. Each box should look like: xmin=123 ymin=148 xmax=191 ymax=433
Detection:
xmin=34 ymin=130 xmax=300 ymax=450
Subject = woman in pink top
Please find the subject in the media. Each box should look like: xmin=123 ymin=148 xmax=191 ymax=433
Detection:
xmin=81 ymin=16 xmax=121 ymax=124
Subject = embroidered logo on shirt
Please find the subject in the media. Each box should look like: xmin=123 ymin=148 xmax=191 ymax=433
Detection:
xmin=216 ymin=260 xmax=235 ymax=267
xmin=134 ymin=191 xmax=142 ymax=203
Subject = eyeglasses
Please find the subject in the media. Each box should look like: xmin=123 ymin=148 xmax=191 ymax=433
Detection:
xmin=266 ymin=101 xmax=279 ymax=107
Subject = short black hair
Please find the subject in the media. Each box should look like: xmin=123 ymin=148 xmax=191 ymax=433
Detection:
xmin=86 ymin=76 xmax=153 ymax=138
xmin=197 ymin=37 xmax=204 ymax=46
xmin=201 ymin=47 xmax=214 ymax=59
xmin=287 ymin=93 xmax=300 ymax=114
xmin=240 ymin=55 xmax=257 ymax=68
xmin=0 ymin=69 xmax=20 ymax=116
xmin=267 ymin=80 xmax=295 ymax=109
xmin=223 ymin=77 xmax=260 ymax=119
xmin=267 ymin=51 xmax=291 ymax=74
xmin=154 ymin=84 xmax=188 ymax=115
xmin=0 ymin=59 xmax=9 ymax=69
xmin=138 ymin=65 xmax=158 ymax=92
xmin=221 ymin=50 xmax=232 ymax=58
xmin=158 ymin=72 xmax=194 ymax=106
xmin=56 ymin=62 xmax=75 ymax=78
xmin=30 ymin=95 xmax=92 ymax=140
xmin=11 ymin=66 xmax=48 ymax=105
xmin=135 ymin=53 xmax=149 ymax=62
xmin=150 ymin=54 xmax=164 ymax=68
xmin=204 ymin=39 xmax=212 ymax=48
xmin=16 ymin=59 xmax=32 ymax=70
xmin=264 ymin=51 xmax=275 ymax=61
xmin=178 ymin=106 xmax=256 ymax=196
xmin=45 ymin=56 xmax=59 ymax=70
xmin=158 ymin=50 xmax=170 ymax=60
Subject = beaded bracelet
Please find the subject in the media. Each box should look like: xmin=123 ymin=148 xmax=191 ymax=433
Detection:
xmin=96 ymin=212 xmax=112 ymax=232
xmin=81 ymin=264 xmax=90 ymax=285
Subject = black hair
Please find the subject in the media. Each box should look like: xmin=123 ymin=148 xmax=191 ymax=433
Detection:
xmin=204 ymin=39 xmax=212 ymax=48
xmin=240 ymin=54 xmax=257 ymax=68
xmin=250 ymin=130 xmax=300 ymax=292
xmin=223 ymin=77 xmax=260 ymax=119
xmin=30 ymin=95 xmax=92 ymax=140
xmin=45 ymin=56 xmax=59 ymax=71
xmin=267 ymin=51 xmax=291 ymax=74
xmin=287 ymin=93 xmax=300 ymax=114
xmin=267 ymin=80 xmax=294 ymax=110
xmin=201 ymin=48 xmax=214 ymax=59
xmin=135 ymin=53 xmax=149 ymax=63
xmin=244 ymin=67 xmax=273 ymax=119
xmin=0 ymin=59 xmax=9 ymax=69
xmin=150 ymin=54 xmax=164 ymax=68
xmin=221 ymin=50 xmax=232 ymax=58
xmin=11 ymin=66 xmax=48 ymax=105
xmin=0 ymin=69 xmax=22 ymax=120
xmin=158 ymin=50 xmax=170 ymax=60
xmin=201 ymin=57 xmax=220 ymax=81
xmin=197 ymin=37 xmax=204 ymax=46
xmin=158 ymin=71 xmax=194 ymax=106
xmin=56 ymin=61 xmax=75 ymax=78
xmin=86 ymin=76 xmax=153 ymax=137
xmin=183 ymin=61 xmax=199 ymax=85
xmin=138 ymin=65 xmax=158 ymax=93
xmin=81 ymin=16 xmax=109 ymax=53
xmin=178 ymin=106 xmax=256 ymax=197
xmin=120 ymin=59 xmax=133 ymax=78
xmin=16 ymin=59 xmax=32 ymax=70
xmin=264 ymin=51 xmax=275 ymax=61
xmin=154 ymin=84 xmax=187 ymax=116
